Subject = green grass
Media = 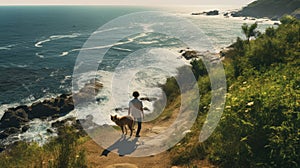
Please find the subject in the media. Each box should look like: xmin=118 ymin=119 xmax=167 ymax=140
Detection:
xmin=169 ymin=16 xmax=300 ymax=167
xmin=0 ymin=126 xmax=88 ymax=168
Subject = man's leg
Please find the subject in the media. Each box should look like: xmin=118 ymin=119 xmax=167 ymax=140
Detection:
xmin=136 ymin=118 xmax=142 ymax=137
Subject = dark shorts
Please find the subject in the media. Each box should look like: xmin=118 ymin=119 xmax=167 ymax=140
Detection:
xmin=135 ymin=118 xmax=142 ymax=122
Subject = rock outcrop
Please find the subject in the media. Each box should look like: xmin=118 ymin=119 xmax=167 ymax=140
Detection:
xmin=192 ymin=10 xmax=219 ymax=16
xmin=179 ymin=48 xmax=223 ymax=64
xmin=206 ymin=10 xmax=219 ymax=16
xmin=0 ymin=79 xmax=103 ymax=141
xmin=0 ymin=106 xmax=29 ymax=129
xmin=182 ymin=50 xmax=200 ymax=60
xmin=73 ymin=79 xmax=103 ymax=105
xmin=232 ymin=0 xmax=300 ymax=20
xmin=0 ymin=94 xmax=74 ymax=141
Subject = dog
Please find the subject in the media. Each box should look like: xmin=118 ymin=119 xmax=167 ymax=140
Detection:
xmin=110 ymin=115 xmax=134 ymax=136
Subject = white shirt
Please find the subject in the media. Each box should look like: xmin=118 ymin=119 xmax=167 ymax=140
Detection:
xmin=129 ymin=98 xmax=143 ymax=119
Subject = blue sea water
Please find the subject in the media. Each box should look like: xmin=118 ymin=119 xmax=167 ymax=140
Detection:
xmin=0 ymin=6 xmax=148 ymax=104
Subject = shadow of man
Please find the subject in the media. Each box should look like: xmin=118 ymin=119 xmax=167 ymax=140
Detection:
xmin=101 ymin=135 xmax=139 ymax=156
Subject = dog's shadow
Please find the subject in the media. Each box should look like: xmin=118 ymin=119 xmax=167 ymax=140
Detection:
xmin=101 ymin=135 xmax=139 ymax=157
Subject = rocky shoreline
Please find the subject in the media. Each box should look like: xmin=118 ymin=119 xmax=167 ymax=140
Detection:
xmin=179 ymin=48 xmax=224 ymax=63
xmin=190 ymin=8 xmax=287 ymax=23
xmin=0 ymin=48 xmax=223 ymax=151
xmin=0 ymin=79 xmax=103 ymax=150
xmin=0 ymin=93 xmax=73 ymax=139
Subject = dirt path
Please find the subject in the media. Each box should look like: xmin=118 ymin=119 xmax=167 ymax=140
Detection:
xmin=81 ymin=106 xmax=215 ymax=168
xmin=82 ymin=121 xmax=173 ymax=168
xmin=81 ymin=104 xmax=179 ymax=168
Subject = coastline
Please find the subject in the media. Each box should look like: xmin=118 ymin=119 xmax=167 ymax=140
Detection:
xmin=0 ymin=47 xmax=223 ymax=150
xmin=0 ymin=5 xmax=298 ymax=167
xmin=0 ymin=5 xmax=279 ymax=151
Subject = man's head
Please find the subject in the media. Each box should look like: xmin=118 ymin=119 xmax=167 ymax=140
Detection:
xmin=132 ymin=91 xmax=140 ymax=98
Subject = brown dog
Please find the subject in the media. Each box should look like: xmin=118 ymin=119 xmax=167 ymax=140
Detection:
xmin=111 ymin=115 xmax=134 ymax=136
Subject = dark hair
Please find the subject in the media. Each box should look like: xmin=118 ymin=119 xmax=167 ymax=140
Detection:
xmin=132 ymin=91 xmax=140 ymax=98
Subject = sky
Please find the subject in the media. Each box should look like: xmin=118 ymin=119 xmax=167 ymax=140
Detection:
xmin=0 ymin=0 xmax=256 ymax=6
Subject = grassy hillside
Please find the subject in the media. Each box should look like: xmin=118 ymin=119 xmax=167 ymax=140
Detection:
xmin=233 ymin=0 xmax=300 ymax=19
xmin=169 ymin=15 xmax=300 ymax=167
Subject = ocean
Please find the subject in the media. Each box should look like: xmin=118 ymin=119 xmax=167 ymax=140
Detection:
xmin=0 ymin=6 xmax=147 ymax=104
xmin=0 ymin=6 xmax=276 ymax=143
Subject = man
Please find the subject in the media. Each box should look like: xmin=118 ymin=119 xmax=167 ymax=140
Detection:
xmin=128 ymin=91 xmax=144 ymax=137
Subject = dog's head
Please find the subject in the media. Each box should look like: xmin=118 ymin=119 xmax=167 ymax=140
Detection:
xmin=110 ymin=115 xmax=118 ymax=122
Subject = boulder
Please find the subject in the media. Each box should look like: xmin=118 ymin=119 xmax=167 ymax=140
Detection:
xmin=29 ymin=101 xmax=60 ymax=119
xmin=206 ymin=10 xmax=219 ymax=16
xmin=0 ymin=108 xmax=29 ymax=129
xmin=73 ymin=80 xmax=103 ymax=105
xmin=28 ymin=94 xmax=74 ymax=119
xmin=182 ymin=50 xmax=199 ymax=60
xmin=59 ymin=96 xmax=74 ymax=114
xmin=0 ymin=127 xmax=20 ymax=139
xmin=0 ymin=93 xmax=76 ymax=146
xmin=21 ymin=125 xmax=30 ymax=133
xmin=14 ymin=105 xmax=30 ymax=114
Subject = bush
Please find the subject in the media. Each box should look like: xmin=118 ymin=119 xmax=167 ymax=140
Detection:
xmin=0 ymin=126 xmax=88 ymax=168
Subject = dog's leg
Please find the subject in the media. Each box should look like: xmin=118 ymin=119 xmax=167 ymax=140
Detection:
xmin=121 ymin=126 xmax=124 ymax=134
xmin=128 ymin=123 xmax=133 ymax=137
xmin=124 ymin=125 xmax=128 ymax=135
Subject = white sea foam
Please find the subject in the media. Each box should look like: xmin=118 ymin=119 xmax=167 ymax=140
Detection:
xmin=60 ymin=51 xmax=69 ymax=56
xmin=0 ymin=44 xmax=16 ymax=50
xmin=137 ymin=40 xmax=159 ymax=45
xmin=1 ymin=109 xmax=78 ymax=146
xmin=127 ymin=32 xmax=148 ymax=42
xmin=9 ymin=63 xmax=28 ymax=68
xmin=34 ymin=39 xmax=51 ymax=48
xmin=112 ymin=47 xmax=132 ymax=52
xmin=35 ymin=52 xmax=44 ymax=58
xmin=60 ymin=75 xmax=71 ymax=84
xmin=59 ymin=32 xmax=147 ymax=56
xmin=35 ymin=33 xmax=80 ymax=48
xmin=0 ymin=47 xmax=9 ymax=50
xmin=17 ymin=119 xmax=57 ymax=145
xmin=74 ymin=48 xmax=188 ymax=125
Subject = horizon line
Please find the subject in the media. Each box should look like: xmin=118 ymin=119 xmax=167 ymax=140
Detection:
xmin=0 ymin=4 xmax=242 ymax=7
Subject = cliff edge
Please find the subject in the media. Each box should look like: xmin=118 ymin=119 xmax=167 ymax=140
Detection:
xmin=232 ymin=0 xmax=300 ymax=19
